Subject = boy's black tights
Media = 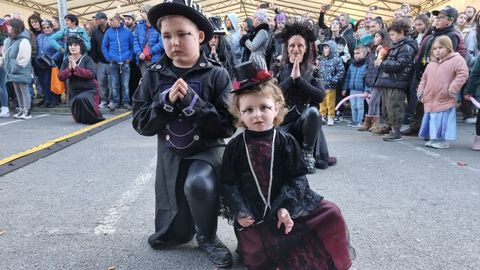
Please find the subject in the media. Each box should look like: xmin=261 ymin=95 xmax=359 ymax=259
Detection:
xmin=162 ymin=160 xmax=219 ymax=243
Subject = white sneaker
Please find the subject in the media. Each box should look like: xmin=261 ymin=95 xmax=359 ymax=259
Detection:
xmin=464 ymin=117 xmax=477 ymax=124
xmin=327 ymin=117 xmax=334 ymax=126
xmin=20 ymin=109 xmax=32 ymax=120
xmin=0 ymin=109 xmax=9 ymax=118
xmin=430 ymin=140 xmax=449 ymax=149
xmin=99 ymin=101 xmax=108 ymax=109
xmin=13 ymin=109 xmax=23 ymax=119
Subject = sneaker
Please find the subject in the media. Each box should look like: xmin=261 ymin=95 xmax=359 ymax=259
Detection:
xmin=107 ymin=102 xmax=118 ymax=110
xmin=315 ymin=159 xmax=329 ymax=169
xmin=0 ymin=109 xmax=9 ymax=118
xmin=13 ymin=109 xmax=23 ymax=119
xmin=425 ymin=140 xmax=435 ymax=147
xmin=334 ymin=111 xmax=344 ymax=122
xmin=20 ymin=109 xmax=32 ymax=120
xmin=464 ymin=117 xmax=477 ymax=124
xmin=347 ymin=122 xmax=359 ymax=127
xmin=196 ymin=234 xmax=233 ymax=268
xmin=99 ymin=101 xmax=108 ymax=109
xmin=383 ymin=130 xmax=402 ymax=141
xmin=430 ymin=140 xmax=449 ymax=149
xmin=327 ymin=117 xmax=334 ymax=126
xmin=321 ymin=116 xmax=327 ymax=125
xmin=123 ymin=103 xmax=132 ymax=110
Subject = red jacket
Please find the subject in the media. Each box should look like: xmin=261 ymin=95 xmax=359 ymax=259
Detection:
xmin=417 ymin=52 xmax=469 ymax=112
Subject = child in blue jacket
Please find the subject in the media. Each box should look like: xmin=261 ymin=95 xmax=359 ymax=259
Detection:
xmin=318 ymin=40 xmax=345 ymax=126
xmin=342 ymin=45 xmax=368 ymax=127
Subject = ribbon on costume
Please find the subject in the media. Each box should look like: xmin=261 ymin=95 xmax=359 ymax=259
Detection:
xmin=469 ymin=97 xmax=480 ymax=109
xmin=335 ymin=94 xmax=371 ymax=111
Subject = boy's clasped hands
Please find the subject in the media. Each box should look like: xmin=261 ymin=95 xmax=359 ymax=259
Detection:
xmin=168 ymin=78 xmax=190 ymax=103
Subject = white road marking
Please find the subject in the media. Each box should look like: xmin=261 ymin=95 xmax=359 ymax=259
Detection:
xmin=94 ymin=156 xmax=156 ymax=235
xmin=0 ymin=114 xmax=50 ymax=127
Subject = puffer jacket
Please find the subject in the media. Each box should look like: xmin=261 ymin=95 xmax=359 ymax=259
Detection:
xmin=417 ymin=52 xmax=468 ymax=113
xmin=133 ymin=20 xmax=164 ymax=64
xmin=102 ymin=23 xmax=134 ymax=63
xmin=131 ymin=53 xmax=236 ymax=157
xmin=364 ymin=50 xmax=380 ymax=88
xmin=318 ymin=40 xmax=345 ymax=89
xmin=49 ymin=26 xmax=91 ymax=52
xmin=3 ymin=30 xmax=32 ymax=84
xmin=464 ymin=28 xmax=479 ymax=71
xmin=415 ymin=24 xmax=465 ymax=79
xmin=342 ymin=58 xmax=367 ymax=92
xmin=465 ymin=57 xmax=480 ymax=100
xmin=375 ymin=36 xmax=418 ymax=90
xmin=277 ymin=63 xmax=325 ymax=125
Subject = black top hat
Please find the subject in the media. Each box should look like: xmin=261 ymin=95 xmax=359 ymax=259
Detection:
xmin=148 ymin=0 xmax=213 ymax=43
xmin=231 ymin=60 xmax=273 ymax=93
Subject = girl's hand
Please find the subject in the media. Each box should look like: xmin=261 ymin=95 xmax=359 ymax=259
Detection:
xmin=277 ymin=208 xmax=294 ymax=234
xmin=374 ymin=59 xmax=382 ymax=67
xmin=342 ymin=90 xmax=347 ymax=96
xmin=464 ymin=94 xmax=472 ymax=101
xmin=237 ymin=215 xmax=255 ymax=227
xmin=363 ymin=92 xmax=369 ymax=98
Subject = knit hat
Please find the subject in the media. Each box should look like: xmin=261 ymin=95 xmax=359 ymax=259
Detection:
xmin=274 ymin=13 xmax=287 ymax=23
xmin=255 ymin=9 xmax=268 ymax=24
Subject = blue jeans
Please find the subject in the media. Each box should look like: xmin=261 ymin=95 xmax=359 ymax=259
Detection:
xmin=350 ymin=90 xmax=365 ymax=124
xmin=36 ymin=68 xmax=52 ymax=104
xmin=367 ymin=87 xmax=381 ymax=116
xmin=110 ymin=62 xmax=130 ymax=105
xmin=96 ymin=62 xmax=111 ymax=103
xmin=0 ymin=68 xmax=8 ymax=107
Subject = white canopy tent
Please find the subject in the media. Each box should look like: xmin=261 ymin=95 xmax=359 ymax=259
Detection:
xmin=2 ymin=0 xmax=477 ymax=25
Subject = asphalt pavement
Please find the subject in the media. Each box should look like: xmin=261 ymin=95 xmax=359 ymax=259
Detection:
xmin=0 ymin=112 xmax=479 ymax=270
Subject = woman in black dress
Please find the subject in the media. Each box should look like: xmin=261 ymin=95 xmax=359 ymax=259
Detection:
xmin=58 ymin=36 xmax=104 ymax=124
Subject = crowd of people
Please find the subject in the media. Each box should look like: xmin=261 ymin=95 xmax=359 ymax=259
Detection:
xmin=1 ymin=0 xmax=478 ymax=269
xmin=0 ymin=2 xmax=478 ymax=147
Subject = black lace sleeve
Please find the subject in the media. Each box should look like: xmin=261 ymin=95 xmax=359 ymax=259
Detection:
xmin=269 ymin=132 xmax=322 ymax=220
xmin=220 ymin=137 xmax=253 ymax=223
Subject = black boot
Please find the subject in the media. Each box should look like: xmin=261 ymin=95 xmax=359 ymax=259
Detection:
xmin=196 ymin=233 xmax=233 ymax=268
xmin=302 ymin=148 xmax=316 ymax=174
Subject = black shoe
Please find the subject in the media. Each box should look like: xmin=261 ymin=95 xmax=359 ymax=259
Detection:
xmin=302 ymin=148 xmax=316 ymax=174
xmin=315 ymin=159 xmax=329 ymax=169
xmin=196 ymin=234 xmax=233 ymax=268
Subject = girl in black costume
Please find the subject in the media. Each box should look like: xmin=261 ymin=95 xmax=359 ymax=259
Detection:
xmin=222 ymin=63 xmax=352 ymax=270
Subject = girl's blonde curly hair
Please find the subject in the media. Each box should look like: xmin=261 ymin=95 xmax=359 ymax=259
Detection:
xmin=228 ymin=79 xmax=288 ymax=128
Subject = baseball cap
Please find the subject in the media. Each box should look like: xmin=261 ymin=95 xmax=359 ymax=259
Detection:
xmin=93 ymin=12 xmax=107 ymax=20
xmin=432 ymin=6 xmax=458 ymax=20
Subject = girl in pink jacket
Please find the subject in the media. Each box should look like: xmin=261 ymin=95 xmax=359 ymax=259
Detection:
xmin=417 ymin=35 xmax=469 ymax=149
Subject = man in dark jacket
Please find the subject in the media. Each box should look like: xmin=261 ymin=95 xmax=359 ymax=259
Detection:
xmin=91 ymin=12 xmax=111 ymax=108
xmin=375 ymin=18 xmax=418 ymax=141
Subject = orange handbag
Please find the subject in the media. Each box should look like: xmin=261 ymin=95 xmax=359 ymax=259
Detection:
xmin=50 ymin=66 xmax=65 ymax=95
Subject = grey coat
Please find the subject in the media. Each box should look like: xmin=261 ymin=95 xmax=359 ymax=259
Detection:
xmin=3 ymin=30 xmax=32 ymax=84
xmin=464 ymin=27 xmax=479 ymax=71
